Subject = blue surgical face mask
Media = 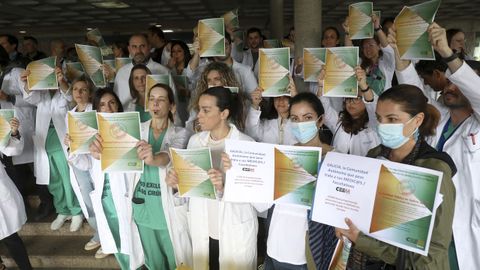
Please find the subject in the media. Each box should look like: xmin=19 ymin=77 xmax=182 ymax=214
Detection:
xmin=377 ymin=116 xmax=418 ymax=149
xmin=291 ymin=120 xmax=319 ymax=143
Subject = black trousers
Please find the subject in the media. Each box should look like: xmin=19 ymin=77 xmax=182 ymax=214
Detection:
xmin=1 ymin=232 xmax=32 ymax=270
xmin=209 ymin=237 xmax=219 ymax=270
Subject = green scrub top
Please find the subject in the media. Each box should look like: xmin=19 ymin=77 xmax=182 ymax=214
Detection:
xmin=133 ymin=127 xmax=168 ymax=230
xmin=46 ymin=121 xmax=63 ymax=153
xmin=136 ymin=104 xmax=152 ymax=123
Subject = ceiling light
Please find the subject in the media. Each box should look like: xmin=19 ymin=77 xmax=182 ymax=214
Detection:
xmin=91 ymin=1 xmax=129 ymax=9
xmin=86 ymin=27 xmax=93 ymax=31
xmin=19 ymin=30 xmax=27 ymax=34
xmin=163 ymin=29 xmax=173 ymax=33
xmin=155 ymin=24 xmax=162 ymax=28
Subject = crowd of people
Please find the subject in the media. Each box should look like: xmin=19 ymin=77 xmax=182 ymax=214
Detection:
xmin=0 ymin=8 xmax=478 ymax=270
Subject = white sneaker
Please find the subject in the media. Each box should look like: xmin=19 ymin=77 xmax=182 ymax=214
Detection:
xmin=70 ymin=214 xmax=84 ymax=232
xmin=50 ymin=214 xmax=71 ymax=230
xmin=84 ymin=239 xmax=101 ymax=251
xmin=95 ymin=248 xmax=110 ymax=259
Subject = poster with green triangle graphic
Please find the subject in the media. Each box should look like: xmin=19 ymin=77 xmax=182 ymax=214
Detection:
xmin=394 ymin=0 xmax=441 ymax=60
xmin=0 ymin=109 xmax=14 ymax=148
xmin=67 ymin=111 xmax=98 ymax=154
xmin=348 ymin=2 xmax=374 ymax=40
xmin=198 ymin=18 xmax=225 ymax=57
xmin=223 ymin=139 xmax=321 ymax=207
xmin=259 ymin=47 xmax=291 ymax=97
xmin=97 ymin=112 xmax=143 ymax=172
xmin=26 ymin=56 xmax=57 ymax=90
xmin=170 ymin=147 xmax=215 ymax=199
xmin=66 ymin=62 xmax=85 ymax=83
xmin=312 ymin=152 xmax=443 ymax=255
xmin=222 ymin=9 xmax=239 ymax=30
xmin=75 ymin=44 xmax=106 ymax=88
xmin=303 ymin=48 xmax=326 ymax=82
xmin=323 ymin=47 xmax=359 ymax=98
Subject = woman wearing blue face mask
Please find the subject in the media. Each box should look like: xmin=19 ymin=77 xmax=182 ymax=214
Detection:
xmin=335 ymin=84 xmax=456 ymax=270
xmin=289 ymin=92 xmax=339 ymax=270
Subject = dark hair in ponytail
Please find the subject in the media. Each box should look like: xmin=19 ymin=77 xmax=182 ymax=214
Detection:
xmin=200 ymin=87 xmax=246 ymax=131
xmin=378 ymin=84 xmax=440 ymax=138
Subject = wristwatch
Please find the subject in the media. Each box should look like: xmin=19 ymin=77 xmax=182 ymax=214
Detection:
xmin=442 ymin=52 xmax=459 ymax=63
xmin=374 ymin=26 xmax=382 ymax=32
xmin=360 ymin=85 xmax=370 ymax=92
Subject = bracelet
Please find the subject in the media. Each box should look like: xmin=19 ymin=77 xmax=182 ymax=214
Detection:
xmin=360 ymin=85 xmax=369 ymax=92
xmin=374 ymin=26 xmax=382 ymax=32
xmin=442 ymin=52 xmax=459 ymax=63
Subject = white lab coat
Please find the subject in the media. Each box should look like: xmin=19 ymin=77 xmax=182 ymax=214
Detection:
xmin=245 ymin=107 xmax=297 ymax=145
xmin=113 ymin=59 xmax=175 ymax=109
xmin=187 ymin=125 xmax=259 ymax=270
xmin=0 ymin=67 xmax=36 ymax=164
xmin=231 ymin=48 xmax=260 ymax=79
xmin=321 ymin=96 xmax=380 ymax=156
xmin=0 ymin=135 xmax=25 ymax=239
xmin=66 ymin=103 xmax=93 ymax=219
xmin=22 ymin=87 xmax=71 ymax=185
xmin=396 ymin=61 xmax=480 ymax=270
xmin=132 ymin=120 xmax=192 ymax=267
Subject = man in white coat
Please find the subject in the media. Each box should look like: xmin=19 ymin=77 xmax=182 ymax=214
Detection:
xmin=114 ymin=33 xmax=175 ymax=109
xmin=392 ymin=23 xmax=480 ymax=270
xmin=231 ymin=27 xmax=263 ymax=79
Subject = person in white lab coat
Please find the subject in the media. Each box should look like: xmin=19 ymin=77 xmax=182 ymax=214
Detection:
xmin=87 ymin=88 xmax=144 ymax=269
xmin=389 ymin=23 xmax=480 ymax=270
xmin=20 ymin=67 xmax=84 ymax=231
xmin=231 ymin=27 xmax=263 ymax=79
xmin=316 ymin=67 xmax=380 ymax=156
xmin=63 ymin=77 xmax=108 ymax=258
xmin=124 ymin=64 xmax=152 ymax=123
xmin=132 ymin=83 xmax=192 ymax=269
xmin=0 ymin=117 xmax=32 ymax=270
xmin=166 ymin=87 xmax=259 ymax=270
xmin=113 ymin=34 xmax=176 ymax=109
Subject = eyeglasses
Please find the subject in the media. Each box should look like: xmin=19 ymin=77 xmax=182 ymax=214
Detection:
xmin=344 ymin=97 xmax=363 ymax=104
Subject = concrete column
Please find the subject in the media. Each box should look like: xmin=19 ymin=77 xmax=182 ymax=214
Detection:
xmin=294 ymin=0 xmax=322 ymax=92
xmin=270 ymin=0 xmax=284 ymax=40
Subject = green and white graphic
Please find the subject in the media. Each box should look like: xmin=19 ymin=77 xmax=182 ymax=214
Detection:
xmin=66 ymin=62 xmax=85 ymax=82
xmin=259 ymin=47 xmax=290 ymax=97
xmin=323 ymin=46 xmax=359 ymax=98
xmin=348 ymin=2 xmax=374 ymax=39
xmin=170 ymin=147 xmax=216 ymax=199
xmin=394 ymin=0 xmax=441 ymax=60
xmin=0 ymin=109 xmax=14 ymax=148
xmin=26 ymin=56 xmax=57 ymax=90
xmin=75 ymin=44 xmax=106 ymax=88
xmin=198 ymin=18 xmax=225 ymax=57
xmin=67 ymin=111 xmax=98 ymax=154
xmin=303 ymin=48 xmax=326 ymax=82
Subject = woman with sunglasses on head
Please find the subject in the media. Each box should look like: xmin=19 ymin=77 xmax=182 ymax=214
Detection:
xmin=335 ymin=84 xmax=456 ymax=269
xmin=166 ymin=87 xmax=261 ymax=270
xmin=131 ymin=83 xmax=192 ymax=269
xmin=317 ymin=67 xmax=380 ymax=156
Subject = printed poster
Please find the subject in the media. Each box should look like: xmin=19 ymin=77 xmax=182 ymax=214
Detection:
xmin=115 ymin=57 xmax=131 ymax=71
xmin=170 ymin=147 xmax=216 ymax=199
xmin=348 ymin=2 xmax=374 ymax=39
xmin=259 ymin=47 xmax=291 ymax=97
xmin=75 ymin=44 xmax=106 ymax=88
xmin=26 ymin=56 xmax=57 ymax=90
xmin=312 ymin=152 xmax=443 ymax=255
xmin=66 ymin=62 xmax=85 ymax=82
xmin=86 ymin=28 xmax=113 ymax=57
xmin=0 ymin=109 xmax=14 ymax=148
xmin=97 ymin=112 xmax=143 ymax=172
xmin=222 ymin=9 xmax=239 ymax=30
xmin=198 ymin=18 xmax=225 ymax=57
xmin=323 ymin=46 xmax=359 ymax=98
xmin=394 ymin=0 xmax=441 ymax=60
xmin=303 ymin=48 xmax=326 ymax=82
xmin=67 ymin=111 xmax=98 ymax=154
xmin=224 ymin=139 xmax=321 ymax=207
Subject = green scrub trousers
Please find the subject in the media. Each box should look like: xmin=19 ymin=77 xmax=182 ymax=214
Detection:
xmin=132 ymin=128 xmax=176 ymax=270
xmin=46 ymin=125 xmax=82 ymax=216
xmin=101 ymin=175 xmax=130 ymax=270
